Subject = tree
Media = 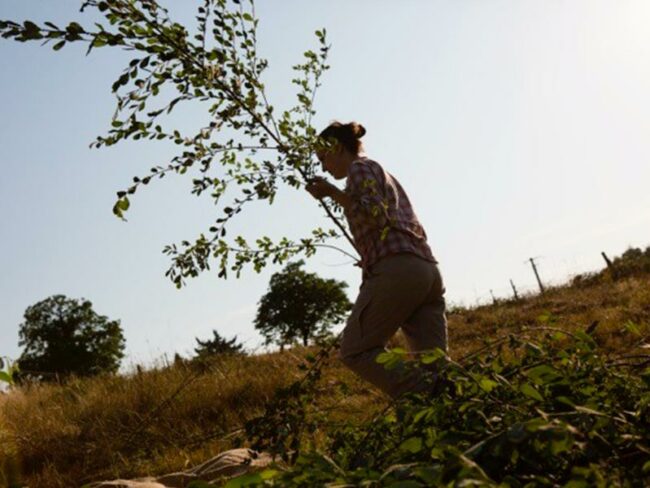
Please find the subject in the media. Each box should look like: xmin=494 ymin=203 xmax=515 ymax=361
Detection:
xmin=17 ymin=294 xmax=126 ymax=382
xmin=0 ymin=1 xmax=363 ymax=287
xmin=254 ymin=260 xmax=352 ymax=349
xmin=194 ymin=329 xmax=244 ymax=358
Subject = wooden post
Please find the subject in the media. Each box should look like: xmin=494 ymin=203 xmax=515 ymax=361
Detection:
xmin=510 ymin=279 xmax=520 ymax=301
xmin=529 ymin=257 xmax=545 ymax=294
xmin=601 ymin=251 xmax=617 ymax=279
xmin=490 ymin=290 xmax=498 ymax=305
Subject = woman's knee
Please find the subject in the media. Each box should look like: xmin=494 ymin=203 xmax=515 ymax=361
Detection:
xmin=338 ymin=347 xmax=377 ymax=374
xmin=338 ymin=347 xmax=360 ymax=369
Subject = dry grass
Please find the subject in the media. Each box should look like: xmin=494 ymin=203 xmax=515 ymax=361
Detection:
xmin=1 ymin=272 xmax=648 ymax=487
xmin=0 ymin=348 xmax=379 ymax=487
xmin=448 ymin=274 xmax=650 ymax=359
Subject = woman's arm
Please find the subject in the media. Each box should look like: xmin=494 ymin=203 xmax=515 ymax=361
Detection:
xmin=305 ymin=175 xmax=388 ymax=228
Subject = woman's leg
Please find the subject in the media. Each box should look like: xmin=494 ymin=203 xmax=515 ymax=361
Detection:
xmin=338 ymin=254 xmax=435 ymax=399
xmin=402 ymin=263 xmax=448 ymax=355
xmin=400 ymin=263 xmax=448 ymax=389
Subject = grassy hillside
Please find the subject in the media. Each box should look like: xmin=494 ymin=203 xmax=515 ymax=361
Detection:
xmin=1 ymin=248 xmax=649 ymax=487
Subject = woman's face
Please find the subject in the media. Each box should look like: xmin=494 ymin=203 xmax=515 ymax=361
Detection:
xmin=317 ymin=142 xmax=347 ymax=180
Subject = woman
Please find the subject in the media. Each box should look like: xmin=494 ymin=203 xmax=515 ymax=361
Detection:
xmin=305 ymin=121 xmax=447 ymax=399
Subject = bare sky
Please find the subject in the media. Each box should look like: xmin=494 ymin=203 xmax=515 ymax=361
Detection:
xmin=1 ymin=0 xmax=649 ymax=368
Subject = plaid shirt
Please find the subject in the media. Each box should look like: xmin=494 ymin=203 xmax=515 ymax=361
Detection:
xmin=343 ymin=157 xmax=436 ymax=272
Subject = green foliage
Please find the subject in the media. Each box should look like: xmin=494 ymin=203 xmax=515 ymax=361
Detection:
xmin=610 ymin=246 xmax=650 ymax=278
xmin=194 ymin=329 xmax=244 ymax=358
xmin=223 ymin=469 xmax=279 ymax=488
xmin=0 ymin=1 xmax=359 ymax=288
xmin=572 ymin=245 xmax=650 ymax=286
xmin=253 ymin=260 xmax=352 ymax=348
xmin=232 ymin=327 xmax=650 ymax=486
xmin=16 ymin=294 xmax=125 ymax=382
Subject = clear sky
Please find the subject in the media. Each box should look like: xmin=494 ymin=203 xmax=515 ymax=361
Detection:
xmin=1 ymin=1 xmax=649 ymax=369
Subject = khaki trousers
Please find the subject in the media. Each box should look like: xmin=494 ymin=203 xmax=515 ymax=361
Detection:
xmin=339 ymin=253 xmax=448 ymax=399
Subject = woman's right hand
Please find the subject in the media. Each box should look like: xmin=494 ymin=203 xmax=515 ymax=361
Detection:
xmin=305 ymin=177 xmax=337 ymax=200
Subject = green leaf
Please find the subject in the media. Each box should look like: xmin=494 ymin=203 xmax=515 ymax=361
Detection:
xmin=574 ymin=331 xmax=596 ymax=347
xmin=525 ymin=365 xmax=562 ymax=385
xmin=479 ymin=377 xmax=498 ymax=393
xmin=420 ymin=348 xmax=446 ymax=364
xmin=224 ymin=469 xmax=278 ymax=488
xmin=520 ymin=382 xmax=543 ymax=401
xmin=117 ymin=197 xmax=130 ymax=211
xmin=0 ymin=371 xmax=13 ymax=385
xmin=376 ymin=352 xmax=395 ymax=364
xmin=187 ymin=481 xmax=218 ymax=488
xmin=53 ymin=40 xmax=66 ymax=51
xmin=549 ymin=432 xmax=572 ymax=455
xmin=556 ymin=396 xmax=575 ymax=407
xmin=67 ymin=22 xmax=83 ymax=34
xmin=399 ymin=437 xmax=423 ymax=453
xmin=224 ymin=474 xmax=262 ymax=488
xmin=376 ymin=349 xmax=406 ymax=370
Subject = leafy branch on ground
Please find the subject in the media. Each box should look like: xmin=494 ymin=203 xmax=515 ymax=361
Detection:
xmin=229 ymin=324 xmax=650 ymax=487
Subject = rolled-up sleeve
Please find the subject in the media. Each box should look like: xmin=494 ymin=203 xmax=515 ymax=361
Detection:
xmin=345 ymin=162 xmax=389 ymax=228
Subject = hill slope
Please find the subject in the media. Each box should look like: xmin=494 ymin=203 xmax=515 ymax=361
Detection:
xmin=1 ymin=248 xmax=649 ymax=487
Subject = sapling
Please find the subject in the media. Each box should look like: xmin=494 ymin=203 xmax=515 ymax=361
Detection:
xmin=1 ymin=0 xmax=360 ymax=288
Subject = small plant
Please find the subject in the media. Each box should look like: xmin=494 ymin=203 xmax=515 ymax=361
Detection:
xmin=194 ymin=330 xmax=245 ymax=358
xmin=0 ymin=357 xmax=18 ymax=387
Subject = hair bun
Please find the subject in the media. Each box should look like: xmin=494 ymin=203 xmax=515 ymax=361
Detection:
xmin=351 ymin=122 xmax=366 ymax=139
xmin=319 ymin=120 xmax=366 ymax=155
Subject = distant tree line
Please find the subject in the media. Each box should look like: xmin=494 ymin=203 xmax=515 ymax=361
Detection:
xmin=10 ymin=260 xmax=351 ymax=382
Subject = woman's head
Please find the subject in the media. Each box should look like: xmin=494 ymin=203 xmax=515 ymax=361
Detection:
xmin=317 ymin=121 xmax=366 ymax=179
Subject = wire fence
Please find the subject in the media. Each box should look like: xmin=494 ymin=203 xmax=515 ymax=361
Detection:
xmin=467 ymin=248 xmax=622 ymax=306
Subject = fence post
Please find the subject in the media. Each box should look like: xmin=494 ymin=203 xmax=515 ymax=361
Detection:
xmin=529 ymin=257 xmax=545 ymax=294
xmin=510 ymin=279 xmax=520 ymax=301
xmin=601 ymin=251 xmax=617 ymax=279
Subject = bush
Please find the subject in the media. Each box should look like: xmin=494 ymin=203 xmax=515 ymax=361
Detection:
xmin=232 ymin=327 xmax=650 ymax=486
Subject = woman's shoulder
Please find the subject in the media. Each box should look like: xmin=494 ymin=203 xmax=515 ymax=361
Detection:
xmin=350 ymin=156 xmax=385 ymax=172
xmin=347 ymin=157 xmax=389 ymax=192
xmin=354 ymin=155 xmax=379 ymax=165
xmin=349 ymin=157 xmax=378 ymax=178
